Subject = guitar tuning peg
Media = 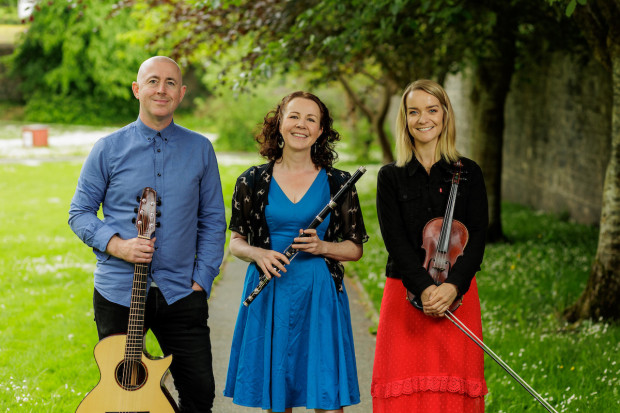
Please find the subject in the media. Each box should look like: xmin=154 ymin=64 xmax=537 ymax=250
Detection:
xmin=136 ymin=196 xmax=141 ymax=202
xmin=157 ymin=197 xmax=162 ymax=206
xmin=156 ymin=222 xmax=161 ymax=227
xmin=132 ymin=218 xmax=136 ymax=224
xmin=134 ymin=207 xmax=139 ymax=213
xmin=156 ymin=211 xmax=161 ymax=217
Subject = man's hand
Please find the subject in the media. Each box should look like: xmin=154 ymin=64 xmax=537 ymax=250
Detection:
xmin=106 ymin=235 xmax=156 ymax=263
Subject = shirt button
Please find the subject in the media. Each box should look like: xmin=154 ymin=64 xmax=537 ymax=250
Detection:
xmin=157 ymin=148 xmax=161 ymax=152
xmin=157 ymin=173 xmax=161 ymax=177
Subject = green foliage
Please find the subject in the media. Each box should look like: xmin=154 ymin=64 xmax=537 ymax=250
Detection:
xmin=24 ymin=92 xmax=139 ymax=125
xmin=175 ymin=76 xmax=299 ymax=152
xmin=545 ymin=0 xmax=589 ymax=17
xmin=344 ymin=163 xmax=387 ymax=306
xmin=202 ymin=92 xmax=272 ymax=152
xmin=566 ymin=0 xmax=588 ymax=17
xmin=0 ymin=101 xmax=24 ymax=121
xmin=8 ymin=0 xmax=150 ymax=125
xmin=129 ymin=0 xmax=565 ymax=88
xmin=0 ymin=2 xmax=19 ymax=24
xmin=130 ymin=0 xmax=460 ymax=87
xmin=125 ymin=0 xmax=572 ymax=166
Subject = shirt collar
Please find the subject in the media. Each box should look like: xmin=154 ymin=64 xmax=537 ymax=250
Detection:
xmin=135 ymin=117 xmax=177 ymax=142
xmin=406 ymin=156 xmax=453 ymax=176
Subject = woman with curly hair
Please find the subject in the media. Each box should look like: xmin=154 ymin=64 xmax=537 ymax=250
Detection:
xmin=224 ymin=91 xmax=368 ymax=412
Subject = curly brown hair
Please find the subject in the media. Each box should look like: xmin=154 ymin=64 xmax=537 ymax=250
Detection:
xmin=256 ymin=91 xmax=340 ymax=169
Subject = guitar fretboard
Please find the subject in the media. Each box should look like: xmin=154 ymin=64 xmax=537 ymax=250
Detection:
xmin=124 ymin=262 xmax=149 ymax=361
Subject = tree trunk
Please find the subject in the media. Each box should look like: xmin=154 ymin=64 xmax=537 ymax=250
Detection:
xmin=374 ymin=84 xmax=395 ymax=164
xmin=343 ymin=91 xmax=371 ymax=161
xmin=338 ymin=75 xmax=394 ymax=163
xmin=564 ymin=9 xmax=620 ymax=321
xmin=468 ymin=13 xmax=516 ymax=242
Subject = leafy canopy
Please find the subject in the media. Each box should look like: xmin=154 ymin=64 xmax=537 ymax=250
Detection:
xmin=9 ymin=0 xmax=150 ymax=124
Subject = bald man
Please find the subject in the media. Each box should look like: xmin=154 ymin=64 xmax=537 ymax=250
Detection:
xmin=69 ymin=56 xmax=226 ymax=412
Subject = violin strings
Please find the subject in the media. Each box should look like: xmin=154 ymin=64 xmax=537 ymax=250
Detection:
xmin=434 ymin=179 xmax=459 ymax=271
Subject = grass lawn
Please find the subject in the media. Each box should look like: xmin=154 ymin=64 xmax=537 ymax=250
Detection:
xmin=0 ymin=159 xmax=617 ymax=412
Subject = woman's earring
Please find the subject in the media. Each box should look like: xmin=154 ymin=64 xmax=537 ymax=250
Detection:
xmin=277 ymin=135 xmax=284 ymax=149
xmin=311 ymin=142 xmax=317 ymax=157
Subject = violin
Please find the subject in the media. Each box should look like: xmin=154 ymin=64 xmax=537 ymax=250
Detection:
xmin=403 ymin=160 xmax=560 ymax=413
xmin=407 ymin=160 xmax=467 ymax=312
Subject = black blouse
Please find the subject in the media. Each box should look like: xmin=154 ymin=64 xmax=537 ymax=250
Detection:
xmin=229 ymin=162 xmax=369 ymax=292
xmin=376 ymin=157 xmax=488 ymax=298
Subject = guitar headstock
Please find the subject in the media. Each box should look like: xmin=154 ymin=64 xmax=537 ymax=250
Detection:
xmin=135 ymin=187 xmax=157 ymax=239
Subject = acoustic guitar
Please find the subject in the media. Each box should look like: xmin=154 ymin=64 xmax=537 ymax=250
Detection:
xmin=76 ymin=187 xmax=178 ymax=413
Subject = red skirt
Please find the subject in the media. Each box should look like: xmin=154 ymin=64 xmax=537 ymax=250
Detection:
xmin=371 ymin=277 xmax=487 ymax=413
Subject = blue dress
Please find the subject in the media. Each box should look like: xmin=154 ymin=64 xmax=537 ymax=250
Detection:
xmin=224 ymin=169 xmax=360 ymax=412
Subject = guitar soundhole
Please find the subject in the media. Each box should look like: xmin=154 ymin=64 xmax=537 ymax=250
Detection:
xmin=115 ymin=359 xmax=148 ymax=391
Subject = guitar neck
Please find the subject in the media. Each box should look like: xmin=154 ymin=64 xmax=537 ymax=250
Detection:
xmin=125 ymin=262 xmax=149 ymax=361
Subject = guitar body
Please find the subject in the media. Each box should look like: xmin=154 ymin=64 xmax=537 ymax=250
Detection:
xmin=76 ymin=334 xmax=176 ymax=413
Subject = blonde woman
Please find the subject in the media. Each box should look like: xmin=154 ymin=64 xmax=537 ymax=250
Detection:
xmin=371 ymin=80 xmax=488 ymax=412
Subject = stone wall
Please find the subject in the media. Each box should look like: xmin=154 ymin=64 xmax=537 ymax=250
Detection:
xmin=445 ymin=51 xmax=611 ymax=225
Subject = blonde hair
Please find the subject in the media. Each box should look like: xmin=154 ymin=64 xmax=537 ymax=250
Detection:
xmin=395 ymin=79 xmax=459 ymax=167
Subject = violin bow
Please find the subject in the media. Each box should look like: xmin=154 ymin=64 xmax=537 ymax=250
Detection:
xmin=444 ymin=310 xmax=559 ymax=413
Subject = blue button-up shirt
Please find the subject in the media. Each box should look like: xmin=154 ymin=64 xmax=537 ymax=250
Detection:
xmin=69 ymin=118 xmax=226 ymax=306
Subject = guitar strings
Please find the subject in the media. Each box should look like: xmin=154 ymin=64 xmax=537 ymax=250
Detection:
xmin=123 ymin=263 xmax=148 ymax=390
xmin=121 ymin=206 xmax=151 ymax=400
